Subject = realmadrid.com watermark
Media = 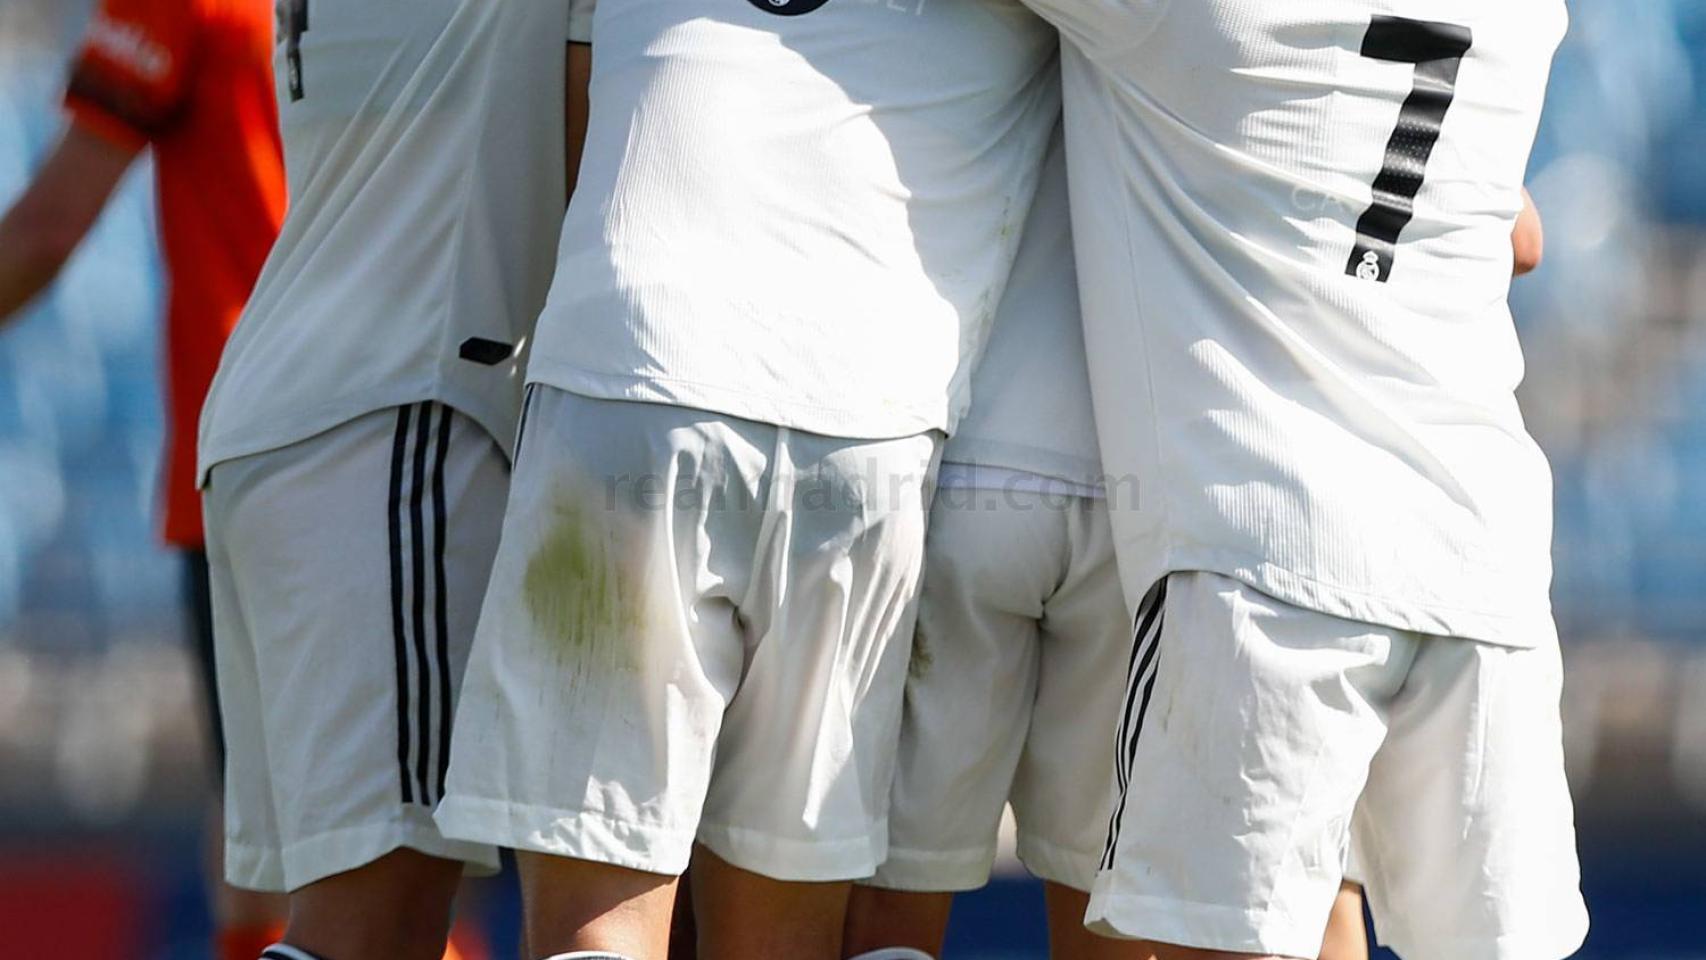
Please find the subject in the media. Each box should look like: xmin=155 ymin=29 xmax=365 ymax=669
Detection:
xmin=600 ymin=462 xmax=1143 ymax=514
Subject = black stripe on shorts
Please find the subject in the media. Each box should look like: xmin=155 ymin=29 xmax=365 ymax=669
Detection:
xmin=430 ymin=407 xmax=455 ymax=800
xmin=1101 ymin=576 xmax=1168 ymax=871
xmin=388 ymin=401 xmax=456 ymax=806
xmin=388 ymin=405 xmax=414 ymax=803
xmin=408 ymin=402 xmax=434 ymax=803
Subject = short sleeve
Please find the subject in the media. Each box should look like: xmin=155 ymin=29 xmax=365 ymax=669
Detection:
xmin=64 ymin=0 xmax=197 ymax=148
xmin=568 ymin=0 xmax=596 ymax=44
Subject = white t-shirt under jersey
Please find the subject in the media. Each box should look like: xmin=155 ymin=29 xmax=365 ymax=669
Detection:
xmin=529 ymin=0 xmax=1060 ymax=441
xmin=942 ymin=125 xmax=1102 ymax=493
xmin=1026 ymin=0 xmax=1567 ymax=646
xmin=198 ymin=0 xmax=570 ymax=478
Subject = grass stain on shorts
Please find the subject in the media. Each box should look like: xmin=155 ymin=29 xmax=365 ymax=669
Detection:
xmin=523 ymin=494 xmax=642 ymax=680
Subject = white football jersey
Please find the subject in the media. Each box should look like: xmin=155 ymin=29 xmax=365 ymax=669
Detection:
xmin=1025 ymin=0 xmax=1567 ymax=646
xmin=943 ymin=126 xmax=1101 ymax=489
xmin=528 ymin=0 xmax=1060 ymax=440
xmin=198 ymin=0 xmax=571 ymax=478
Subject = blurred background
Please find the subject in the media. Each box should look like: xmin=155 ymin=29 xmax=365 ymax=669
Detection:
xmin=2 ymin=0 xmax=1704 ymax=957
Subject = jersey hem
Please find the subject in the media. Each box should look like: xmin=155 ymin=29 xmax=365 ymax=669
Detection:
xmin=528 ymin=360 xmax=949 ymax=441
xmin=1133 ymin=543 xmax=1554 ymax=649
xmin=940 ymin=438 xmax=1103 ymax=490
xmin=936 ymin=462 xmax=1105 ymax=499
xmin=198 ymin=383 xmax=516 ymax=486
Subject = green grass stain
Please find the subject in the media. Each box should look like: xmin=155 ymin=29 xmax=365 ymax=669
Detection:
xmin=908 ymin=622 xmax=934 ymax=681
xmin=522 ymin=496 xmax=641 ymax=675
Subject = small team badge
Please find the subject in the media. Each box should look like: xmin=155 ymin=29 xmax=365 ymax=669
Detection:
xmin=744 ymin=0 xmax=833 ymax=15
xmin=1355 ymin=250 xmax=1384 ymax=282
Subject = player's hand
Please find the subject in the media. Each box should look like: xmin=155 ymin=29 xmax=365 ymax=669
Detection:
xmin=1512 ymin=188 xmax=1543 ymax=277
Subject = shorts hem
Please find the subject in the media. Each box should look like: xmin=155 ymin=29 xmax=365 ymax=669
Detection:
xmin=1015 ymin=834 xmax=1097 ymax=893
xmin=864 ymin=844 xmax=996 ymax=892
xmin=1374 ymin=904 xmax=1590 ymax=960
xmin=226 ymin=819 xmax=499 ymax=894
xmin=224 ymin=839 xmax=285 ymax=892
xmin=695 ymin=818 xmax=888 ymax=883
xmin=435 ymin=794 xmax=695 ymax=876
xmin=1084 ymin=886 xmax=1322 ymax=959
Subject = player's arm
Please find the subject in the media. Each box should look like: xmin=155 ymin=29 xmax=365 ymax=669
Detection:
xmin=0 ymin=123 xmax=140 ymax=323
xmin=567 ymin=41 xmax=591 ymax=201
xmin=1512 ymin=188 xmax=1543 ymax=277
xmin=565 ymin=0 xmax=595 ymax=201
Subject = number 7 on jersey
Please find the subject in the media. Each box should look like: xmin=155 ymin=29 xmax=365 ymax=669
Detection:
xmin=1348 ymin=16 xmax=1473 ymax=283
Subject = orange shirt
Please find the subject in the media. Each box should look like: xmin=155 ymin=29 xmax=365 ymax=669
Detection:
xmin=65 ymin=0 xmax=286 ymax=547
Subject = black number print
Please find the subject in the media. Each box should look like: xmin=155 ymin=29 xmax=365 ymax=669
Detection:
xmin=744 ymin=0 xmax=833 ymax=16
xmin=1346 ymin=16 xmax=1473 ymax=283
xmin=283 ymin=0 xmax=309 ymax=102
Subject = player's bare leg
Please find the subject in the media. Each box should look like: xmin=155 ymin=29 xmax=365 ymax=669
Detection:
xmin=281 ymin=849 xmax=463 ymax=960
xmin=841 ymin=887 xmax=954 ymax=957
xmin=520 ymin=852 xmax=676 ymax=960
xmin=668 ymin=877 xmax=698 ymax=960
xmin=692 ymin=846 xmax=850 ymax=960
xmin=1044 ymin=883 xmax=1157 ymax=960
xmin=1318 ymin=883 xmax=1368 ymax=960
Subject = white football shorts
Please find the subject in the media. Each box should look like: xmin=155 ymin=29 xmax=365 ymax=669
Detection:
xmin=203 ymin=402 xmax=506 ymax=892
xmin=1088 ymin=571 xmax=1588 ymax=960
xmin=868 ymin=473 xmax=1127 ymax=893
xmin=436 ymin=387 xmax=939 ymax=882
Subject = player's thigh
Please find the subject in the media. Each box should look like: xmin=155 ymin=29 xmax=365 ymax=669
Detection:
xmin=698 ymin=427 xmax=939 ymax=883
xmin=205 ymin=402 xmax=503 ymax=893
xmin=438 ymin=387 xmax=765 ymax=877
xmin=870 ymin=492 xmax=1064 ymax=893
xmin=1352 ymin=637 xmax=1586 ymax=960
xmin=1010 ymin=498 xmax=1129 ymax=892
xmin=1087 ymin=572 xmax=1414 ymax=959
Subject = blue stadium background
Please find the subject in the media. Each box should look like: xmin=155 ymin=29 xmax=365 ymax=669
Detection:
xmin=3 ymin=1 xmax=1705 ymax=956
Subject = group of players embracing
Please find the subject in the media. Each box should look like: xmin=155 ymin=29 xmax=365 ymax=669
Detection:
xmin=199 ymin=1 xmax=1589 ymax=959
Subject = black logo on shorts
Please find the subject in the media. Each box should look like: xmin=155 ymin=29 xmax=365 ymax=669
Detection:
xmin=744 ymin=0 xmax=832 ymax=16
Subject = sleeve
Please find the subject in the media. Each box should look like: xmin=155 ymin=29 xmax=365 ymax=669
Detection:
xmin=568 ymin=0 xmax=596 ymax=44
xmin=63 ymin=0 xmax=197 ymax=149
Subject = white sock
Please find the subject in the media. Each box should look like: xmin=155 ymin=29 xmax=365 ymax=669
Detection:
xmin=259 ymin=946 xmax=329 ymax=960
xmin=847 ymin=950 xmax=938 ymax=960
xmin=540 ymin=953 xmax=639 ymax=960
